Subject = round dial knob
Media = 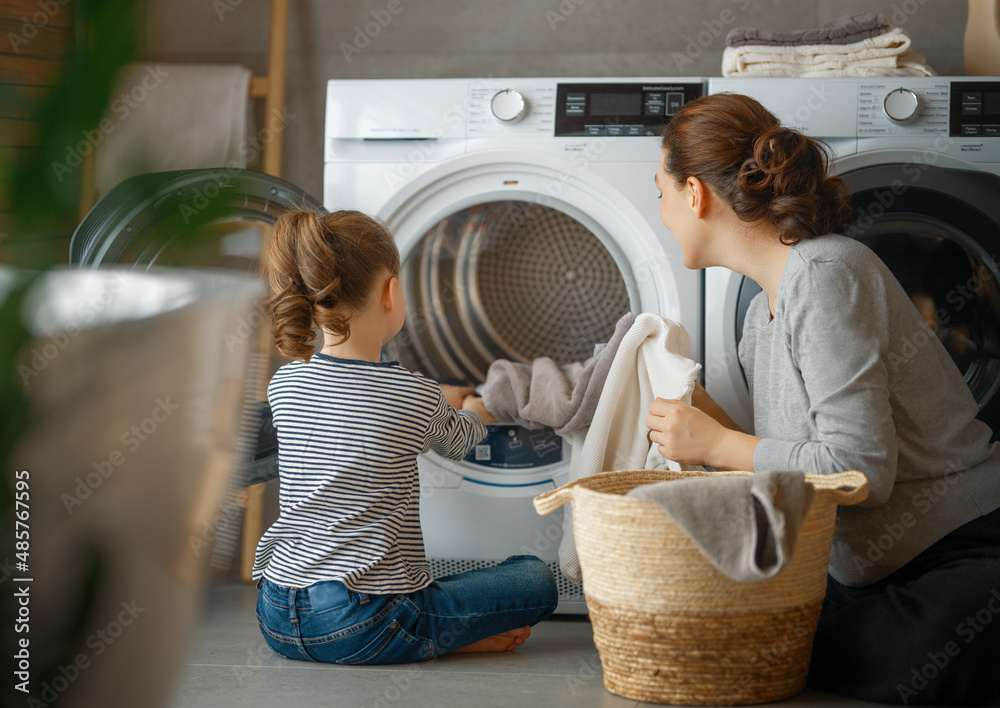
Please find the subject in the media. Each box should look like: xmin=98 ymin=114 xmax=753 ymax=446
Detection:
xmin=490 ymin=89 xmax=526 ymax=123
xmin=883 ymin=88 xmax=920 ymax=125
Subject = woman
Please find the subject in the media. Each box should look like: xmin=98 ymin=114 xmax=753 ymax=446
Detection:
xmin=645 ymin=93 xmax=1000 ymax=705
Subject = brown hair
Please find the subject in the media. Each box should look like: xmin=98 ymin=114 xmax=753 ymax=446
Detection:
xmin=660 ymin=93 xmax=853 ymax=245
xmin=259 ymin=209 xmax=400 ymax=362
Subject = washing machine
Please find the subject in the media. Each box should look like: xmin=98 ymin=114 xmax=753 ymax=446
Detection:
xmin=325 ymin=77 xmax=706 ymax=611
xmin=705 ymin=77 xmax=1000 ymax=440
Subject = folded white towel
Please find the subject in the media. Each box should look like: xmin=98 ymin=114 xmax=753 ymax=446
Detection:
xmin=722 ymin=26 xmax=936 ymax=78
xmin=558 ymin=313 xmax=703 ymax=583
xmin=95 ymin=63 xmax=253 ymax=197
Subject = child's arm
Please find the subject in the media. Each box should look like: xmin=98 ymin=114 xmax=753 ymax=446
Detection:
xmin=461 ymin=396 xmax=496 ymax=425
xmin=439 ymin=383 xmax=475 ymax=409
xmin=424 ymin=393 xmax=488 ymax=461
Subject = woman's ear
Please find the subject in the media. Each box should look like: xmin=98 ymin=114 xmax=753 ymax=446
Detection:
xmin=686 ymin=176 xmax=708 ymax=219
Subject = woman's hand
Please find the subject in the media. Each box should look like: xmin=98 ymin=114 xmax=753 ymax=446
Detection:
xmin=646 ymin=398 xmax=727 ymax=466
xmin=646 ymin=397 xmax=761 ymax=470
xmin=440 ymin=384 xmax=475 ymax=409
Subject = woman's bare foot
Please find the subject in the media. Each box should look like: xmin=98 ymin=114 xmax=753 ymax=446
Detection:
xmin=451 ymin=625 xmax=531 ymax=653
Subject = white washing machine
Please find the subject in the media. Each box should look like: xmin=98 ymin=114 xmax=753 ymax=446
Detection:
xmin=325 ymin=77 xmax=706 ymax=612
xmin=705 ymin=77 xmax=1000 ymax=439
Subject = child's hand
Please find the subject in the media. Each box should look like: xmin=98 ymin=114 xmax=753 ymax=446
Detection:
xmin=440 ymin=384 xmax=475 ymax=409
xmin=462 ymin=396 xmax=496 ymax=425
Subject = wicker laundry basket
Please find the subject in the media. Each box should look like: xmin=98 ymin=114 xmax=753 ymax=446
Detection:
xmin=533 ymin=469 xmax=868 ymax=706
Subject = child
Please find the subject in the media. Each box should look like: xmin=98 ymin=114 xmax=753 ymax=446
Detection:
xmin=252 ymin=209 xmax=558 ymax=665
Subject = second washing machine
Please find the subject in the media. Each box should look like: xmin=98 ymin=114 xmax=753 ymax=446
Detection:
xmin=705 ymin=77 xmax=1000 ymax=440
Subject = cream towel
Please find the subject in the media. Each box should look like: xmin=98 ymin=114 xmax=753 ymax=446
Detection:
xmin=722 ymin=27 xmax=936 ymax=77
xmin=94 ymin=63 xmax=253 ymax=197
xmin=558 ymin=313 xmax=702 ymax=583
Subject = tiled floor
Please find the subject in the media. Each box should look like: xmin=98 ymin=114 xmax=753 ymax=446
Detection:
xmin=167 ymin=582 xmax=887 ymax=708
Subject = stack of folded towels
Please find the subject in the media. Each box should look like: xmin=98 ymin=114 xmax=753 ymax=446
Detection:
xmin=722 ymin=12 xmax=936 ymax=78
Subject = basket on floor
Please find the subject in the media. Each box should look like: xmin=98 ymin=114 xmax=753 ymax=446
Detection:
xmin=533 ymin=468 xmax=868 ymax=706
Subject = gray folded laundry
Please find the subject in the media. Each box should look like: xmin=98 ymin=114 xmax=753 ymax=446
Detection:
xmin=482 ymin=312 xmax=635 ymax=437
xmin=726 ymin=12 xmax=889 ymax=48
xmin=627 ymin=470 xmax=815 ymax=582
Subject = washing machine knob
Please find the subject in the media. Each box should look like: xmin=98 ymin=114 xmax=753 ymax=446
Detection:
xmin=490 ymin=89 xmax=526 ymax=123
xmin=883 ymin=88 xmax=920 ymax=125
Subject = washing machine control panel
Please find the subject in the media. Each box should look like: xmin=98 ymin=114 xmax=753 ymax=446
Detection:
xmin=950 ymin=81 xmax=1000 ymax=137
xmin=857 ymin=81 xmax=950 ymax=136
xmin=554 ymin=82 xmax=704 ymax=137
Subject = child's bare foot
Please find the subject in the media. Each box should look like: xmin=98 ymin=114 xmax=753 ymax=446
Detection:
xmin=451 ymin=625 xmax=531 ymax=653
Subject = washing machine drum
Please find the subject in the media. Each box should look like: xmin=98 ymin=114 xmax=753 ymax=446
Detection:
xmin=388 ymin=200 xmax=632 ymax=385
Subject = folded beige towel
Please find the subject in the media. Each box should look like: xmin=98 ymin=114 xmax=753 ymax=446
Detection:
xmin=95 ymin=63 xmax=252 ymax=197
xmin=722 ymin=26 xmax=936 ymax=77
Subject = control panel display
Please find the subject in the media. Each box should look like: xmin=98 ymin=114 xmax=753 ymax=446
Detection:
xmin=555 ymin=82 xmax=704 ymax=137
xmin=951 ymin=81 xmax=1000 ymax=137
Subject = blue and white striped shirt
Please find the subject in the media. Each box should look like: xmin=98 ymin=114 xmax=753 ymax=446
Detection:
xmin=252 ymin=353 xmax=487 ymax=592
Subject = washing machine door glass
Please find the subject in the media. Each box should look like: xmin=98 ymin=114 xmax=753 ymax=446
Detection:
xmin=733 ymin=216 xmax=1000 ymax=411
xmin=853 ymin=214 xmax=1000 ymax=408
xmin=386 ymin=200 xmax=632 ymax=385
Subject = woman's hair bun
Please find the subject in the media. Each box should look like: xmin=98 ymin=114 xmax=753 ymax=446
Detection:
xmin=661 ymin=93 xmax=854 ymax=245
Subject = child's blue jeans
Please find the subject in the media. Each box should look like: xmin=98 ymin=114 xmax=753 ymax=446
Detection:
xmin=256 ymin=555 xmax=559 ymax=665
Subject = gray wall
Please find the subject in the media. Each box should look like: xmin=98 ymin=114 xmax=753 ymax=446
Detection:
xmin=143 ymin=0 xmax=968 ymax=213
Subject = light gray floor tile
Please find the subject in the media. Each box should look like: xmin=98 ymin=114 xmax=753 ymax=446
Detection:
xmin=170 ymin=583 xmax=901 ymax=708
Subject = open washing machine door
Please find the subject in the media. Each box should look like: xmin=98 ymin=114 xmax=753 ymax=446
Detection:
xmin=71 ymin=169 xmax=323 ymax=270
xmin=70 ymin=169 xmax=325 ymax=566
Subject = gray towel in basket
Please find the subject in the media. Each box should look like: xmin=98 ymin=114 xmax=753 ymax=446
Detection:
xmin=627 ymin=470 xmax=815 ymax=582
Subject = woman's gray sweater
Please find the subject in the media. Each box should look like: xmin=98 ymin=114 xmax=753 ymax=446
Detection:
xmin=739 ymin=234 xmax=1000 ymax=587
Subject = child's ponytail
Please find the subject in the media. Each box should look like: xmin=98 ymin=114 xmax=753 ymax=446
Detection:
xmin=260 ymin=209 xmax=400 ymax=362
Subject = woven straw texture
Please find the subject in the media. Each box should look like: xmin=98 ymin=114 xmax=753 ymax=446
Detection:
xmin=534 ymin=468 xmax=868 ymax=706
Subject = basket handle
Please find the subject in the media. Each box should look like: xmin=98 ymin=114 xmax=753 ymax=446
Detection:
xmin=533 ymin=476 xmax=592 ymax=515
xmin=806 ymin=470 xmax=869 ymax=506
